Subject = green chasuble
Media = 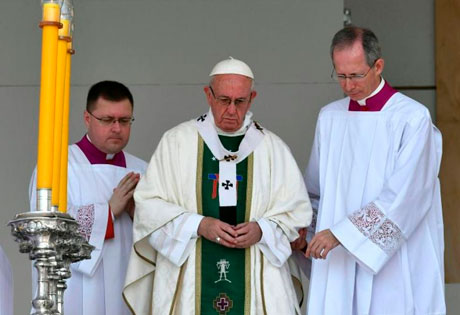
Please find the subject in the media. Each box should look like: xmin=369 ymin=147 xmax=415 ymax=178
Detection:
xmin=196 ymin=135 xmax=252 ymax=315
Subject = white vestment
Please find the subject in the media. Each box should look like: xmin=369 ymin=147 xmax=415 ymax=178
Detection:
xmin=30 ymin=143 xmax=147 ymax=315
xmin=0 ymin=245 xmax=13 ymax=315
xmin=305 ymin=93 xmax=445 ymax=314
xmin=124 ymin=117 xmax=312 ymax=314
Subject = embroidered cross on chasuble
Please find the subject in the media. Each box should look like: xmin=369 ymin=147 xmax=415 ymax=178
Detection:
xmin=197 ymin=134 xmax=251 ymax=315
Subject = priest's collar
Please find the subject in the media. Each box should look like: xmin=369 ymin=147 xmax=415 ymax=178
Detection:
xmin=349 ymin=79 xmax=397 ymax=112
xmin=207 ymin=109 xmax=253 ymax=136
xmin=357 ymin=78 xmax=385 ymax=105
xmin=76 ymin=135 xmax=126 ymax=167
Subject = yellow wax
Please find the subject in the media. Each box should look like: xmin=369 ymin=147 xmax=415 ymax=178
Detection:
xmin=42 ymin=3 xmax=61 ymax=23
xmin=51 ymin=38 xmax=68 ymax=207
xmin=58 ymin=41 xmax=72 ymax=213
xmin=36 ymin=23 xmax=59 ymax=189
xmin=59 ymin=19 xmax=70 ymax=37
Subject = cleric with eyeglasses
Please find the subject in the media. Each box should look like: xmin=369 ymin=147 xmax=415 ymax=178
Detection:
xmin=295 ymin=26 xmax=445 ymax=315
xmin=29 ymin=80 xmax=147 ymax=315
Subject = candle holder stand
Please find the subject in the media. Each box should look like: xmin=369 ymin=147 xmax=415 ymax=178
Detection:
xmin=8 ymin=211 xmax=94 ymax=314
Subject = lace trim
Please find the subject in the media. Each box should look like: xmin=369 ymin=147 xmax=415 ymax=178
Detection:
xmin=348 ymin=202 xmax=404 ymax=255
xmin=76 ymin=204 xmax=95 ymax=241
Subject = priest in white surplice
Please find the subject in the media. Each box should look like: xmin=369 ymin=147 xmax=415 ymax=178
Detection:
xmin=298 ymin=27 xmax=445 ymax=314
xmin=30 ymin=81 xmax=147 ymax=315
xmin=124 ymin=57 xmax=312 ymax=314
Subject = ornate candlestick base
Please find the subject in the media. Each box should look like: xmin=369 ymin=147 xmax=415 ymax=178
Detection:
xmin=8 ymin=211 xmax=94 ymax=315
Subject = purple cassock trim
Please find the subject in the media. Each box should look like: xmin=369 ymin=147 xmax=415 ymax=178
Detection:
xmin=76 ymin=135 xmax=126 ymax=167
xmin=349 ymin=81 xmax=397 ymax=111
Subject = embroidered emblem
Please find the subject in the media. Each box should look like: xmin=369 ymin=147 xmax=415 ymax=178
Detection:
xmin=220 ymin=155 xmax=237 ymax=162
xmin=76 ymin=204 xmax=95 ymax=241
xmin=213 ymin=293 xmax=233 ymax=314
xmin=215 ymin=259 xmax=231 ymax=283
xmin=197 ymin=114 xmax=207 ymax=122
xmin=208 ymin=174 xmax=243 ymax=199
xmin=222 ymin=180 xmax=233 ymax=190
xmin=253 ymin=121 xmax=264 ymax=134
xmin=208 ymin=173 xmax=220 ymax=199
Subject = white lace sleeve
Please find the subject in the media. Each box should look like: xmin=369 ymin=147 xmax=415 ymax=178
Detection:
xmin=331 ymin=116 xmax=440 ymax=274
xmin=67 ymin=203 xmax=110 ymax=277
xmin=330 ymin=201 xmax=406 ymax=274
xmin=348 ymin=202 xmax=404 ymax=256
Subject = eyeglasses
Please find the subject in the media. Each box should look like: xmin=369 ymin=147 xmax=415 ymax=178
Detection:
xmin=88 ymin=111 xmax=135 ymax=126
xmin=331 ymin=60 xmax=377 ymax=82
xmin=209 ymin=86 xmax=252 ymax=106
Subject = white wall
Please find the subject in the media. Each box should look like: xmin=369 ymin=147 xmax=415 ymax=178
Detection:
xmin=344 ymin=0 xmax=436 ymax=119
xmin=0 ymin=1 xmax=343 ymax=313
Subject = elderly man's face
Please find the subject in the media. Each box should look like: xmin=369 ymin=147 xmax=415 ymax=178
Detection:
xmin=84 ymin=97 xmax=133 ymax=154
xmin=332 ymin=40 xmax=384 ymax=101
xmin=204 ymin=74 xmax=256 ymax=132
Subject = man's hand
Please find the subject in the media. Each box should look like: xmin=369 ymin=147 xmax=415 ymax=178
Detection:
xmin=305 ymin=229 xmax=340 ymax=259
xmin=198 ymin=217 xmax=238 ymax=248
xmin=109 ymin=172 xmax=140 ymax=218
xmin=290 ymin=227 xmax=307 ymax=251
xmin=233 ymin=222 xmax=262 ymax=248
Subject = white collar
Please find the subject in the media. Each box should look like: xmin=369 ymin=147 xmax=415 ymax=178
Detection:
xmin=357 ymin=77 xmax=385 ymax=106
xmin=86 ymin=134 xmax=115 ymax=160
xmin=195 ymin=110 xmax=264 ymax=207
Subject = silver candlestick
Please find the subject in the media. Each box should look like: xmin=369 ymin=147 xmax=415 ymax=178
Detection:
xmin=8 ymin=211 xmax=94 ymax=314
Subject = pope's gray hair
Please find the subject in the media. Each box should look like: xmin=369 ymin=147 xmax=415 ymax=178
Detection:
xmin=209 ymin=75 xmax=255 ymax=91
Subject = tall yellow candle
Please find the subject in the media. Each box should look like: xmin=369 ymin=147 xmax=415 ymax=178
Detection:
xmin=59 ymin=41 xmax=73 ymax=213
xmin=51 ymin=19 xmax=71 ymax=209
xmin=36 ymin=2 xmax=61 ymax=191
xmin=42 ymin=1 xmax=60 ymax=22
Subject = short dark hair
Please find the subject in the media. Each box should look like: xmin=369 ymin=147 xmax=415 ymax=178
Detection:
xmin=86 ymin=80 xmax=134 ymax=112
xmin=330 ymin=26 xmax=382 ymax=67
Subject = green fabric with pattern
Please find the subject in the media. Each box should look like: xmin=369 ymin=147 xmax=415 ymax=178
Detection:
xmin=201 ymin=135 xmax=248 ymax=315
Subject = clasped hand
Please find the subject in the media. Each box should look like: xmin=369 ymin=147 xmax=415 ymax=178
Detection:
xmin=197 ymin=217 xmax=262 ymax=249
xmin=109 ymin=172 xmax=141 ymax=219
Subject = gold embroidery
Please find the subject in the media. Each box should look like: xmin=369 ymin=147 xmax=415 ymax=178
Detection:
xmin=133 ymin=242 xmax=156 ymax=266
xmin=245 ymin=154 xmax=253 ymax=223
xmin=244 ymin=153 xmax=254 ymax=313
xmin=122 ymin=291 xmax=138 ymax=315
xmin=292 ymin=275 xmax=304 ymax=307
xmin=196 ymin=136 xmax=204 ymax=216
xmin=261 ymin=257 xmax=267 ymax=315
xmin=219 ymin=154 xmax=238 ymax=162
xmin=195 ymin=136 xmax=204 ymax=314
xmin=170 ymin=262 xmax=186 ymax=315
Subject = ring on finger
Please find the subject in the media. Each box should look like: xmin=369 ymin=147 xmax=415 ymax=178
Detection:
xmin=215 ymin=236 xmax=221 ymax=243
